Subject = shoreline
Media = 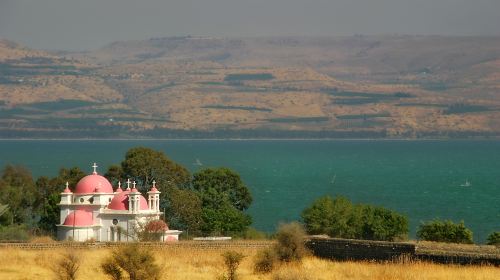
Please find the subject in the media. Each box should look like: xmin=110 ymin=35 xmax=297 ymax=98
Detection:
xmin=0 ymin=138 xmax=499 ymax=141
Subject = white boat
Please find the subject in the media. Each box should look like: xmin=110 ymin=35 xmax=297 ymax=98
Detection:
xmin=194 ymin=158 xmax=203 ymax=166
xmin=460 ymin=179 xmax=472 ymax=187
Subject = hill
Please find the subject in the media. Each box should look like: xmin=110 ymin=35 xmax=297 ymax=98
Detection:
xmin=1 ymin=36 xmax=499 ymax=138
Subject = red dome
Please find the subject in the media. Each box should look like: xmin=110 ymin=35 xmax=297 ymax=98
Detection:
xmin=74 ymin=174 xmax=113 ymax=194
xmin=63 ymin=210 xmax=93 ymax=226
xmin=107 ymin=190 xmax=149 ymax=211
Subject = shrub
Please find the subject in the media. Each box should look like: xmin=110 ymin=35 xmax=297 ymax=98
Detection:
xmin=301 ymin=195 xmax=409 ymax=241
xmin=0 ymin=224 xmax=30 ymax=241
xmin=253 ymin=248 xmax=277 ymax=274
xmin=221 ymin=250 xmax=245 ymax=280
xmin=486 ymin=231 xmax=500 ymax=246
xmin=136 ymin=219 xmax=168 ymax=241
xmin=101 ymin=244 xmax=160 ymax=280
xmin=274 ymin=222 xmax=308 ymax=262
xmin=417 ymin=219 xmax=473 ymax=244
xmin=51 ymin=252 xmax=80 ymax=280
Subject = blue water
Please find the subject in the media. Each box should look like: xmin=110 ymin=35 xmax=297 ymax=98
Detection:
xmin=0 ymin=140 xmax=499 ymax=242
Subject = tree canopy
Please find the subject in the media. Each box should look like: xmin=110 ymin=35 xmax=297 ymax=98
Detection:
xmin=302 ymin=195 xmax=408 ymax=241
xmin=193 ymin=167 xmax=253 ymax=236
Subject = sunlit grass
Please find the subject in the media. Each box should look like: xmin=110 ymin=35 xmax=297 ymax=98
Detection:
xmin=0 ymin=246 xmax=498 ymax=280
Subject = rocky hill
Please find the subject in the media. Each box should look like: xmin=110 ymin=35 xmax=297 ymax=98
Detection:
xmin=1 ymin=36 xmax=499 ymax=138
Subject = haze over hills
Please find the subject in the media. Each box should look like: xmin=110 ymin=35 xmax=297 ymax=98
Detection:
xmin=1 ymin=35 xmax=499 ymax=138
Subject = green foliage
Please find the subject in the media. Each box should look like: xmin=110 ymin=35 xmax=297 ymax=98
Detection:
xmin=417 ymin=219 xmax=473 ymax=244
xmin=192 ymin=167 xmax=252 ymax=211
xmin=121 ymin=146 xmax=191 ymax=191
xmin=38 ymin=193 xmax=61 ymax=233
xmin=486 ymin=232 xmax=500 ymax=246
xmin=163 ymin=185 xmax=203 ymax=234
xmin=301 ymin=195 xmax=408 ymax=241
xmin=274 ymin=222 xmax=308 ymax=263
xmin=101 ymin=244 xmax=160 ymax=280
xmin=0 ymin=224 xmax=30 ymax=241
xmin=253 ymin=248 xmax=277 ymax=274
xmin=361 ymin=205 xmax=409 ymax=241
xmin=201 ymin=201 xmax=252 ymax=236
xmin=193 ymin=167 xmax=253 ymax=236
xmin=104 ymin=164 xmax=124 ymax=186
xmin=51 ymin=251 xmax=80 ymax=280
xmin=221 ymin=251 xmax=245 ymax=280
xmin=0 ymin=165 xmax=36 ymax=225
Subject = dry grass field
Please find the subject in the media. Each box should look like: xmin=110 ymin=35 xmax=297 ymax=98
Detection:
xmin=0 ymin=246 xmax=498 ymax=280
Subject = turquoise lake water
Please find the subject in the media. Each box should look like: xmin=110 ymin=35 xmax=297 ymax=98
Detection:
xmin=0 ymin=140 xmax=498 ymax=242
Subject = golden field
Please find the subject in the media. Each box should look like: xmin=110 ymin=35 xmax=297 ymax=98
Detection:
xmin=0 ymin=246 xmax=498 ymax=280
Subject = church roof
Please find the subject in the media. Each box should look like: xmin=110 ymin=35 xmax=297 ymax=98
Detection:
xmin=63 ymin=209 xmax=93 ymax=226
xmin=107 ymin=190 xmax=149 ymax=211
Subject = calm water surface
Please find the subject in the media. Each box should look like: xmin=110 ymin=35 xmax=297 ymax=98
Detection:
xmin=0 ymin=140 xmax=499 ymax=242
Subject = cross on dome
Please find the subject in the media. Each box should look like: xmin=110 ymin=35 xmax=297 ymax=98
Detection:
xmin=66 ymin=181 xmax=69 ymax=188
xmin=132 ymin=181 xmax=137 ymax=188
xmin=118 ymin=181 xmax=121 ymax=188
xmin=126 ymin=178 xmax=131 ymax=190
xmin=152 ymin=180 xmax=156 ymax=188
xmin=92 ymin=162 xmax=98 ymax=174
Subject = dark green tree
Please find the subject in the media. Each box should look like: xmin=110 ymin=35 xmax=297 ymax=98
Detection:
xmin=104 ymin=164 xmax=124 ymax=186
xmin=193 ymin=168 xmax=253 ymax=236
xmin=361 ymin=205 xmax=408 ymax=241
xmin=120 ymin=147 xmax=190 ymax=192
xmin=192 ymin=167 xmax=252 ymax=211
xmin=301 ymin=195 xmax=408 ymax=241
xmin=111 ymin=147 xmax=203 ymax=235
xmin=486 ymin=231 xmax=500 ymax=246
xmin=417 ymin=219 xmax=473 ymax=244
xmin=164 ymin=185 xmax=203 ymax=235
xmin=0 ymin=165 xmax=36 ymax=225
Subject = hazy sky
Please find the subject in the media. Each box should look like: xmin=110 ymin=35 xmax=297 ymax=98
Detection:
xmin=1 ymin=0 xmax=499 ymax=51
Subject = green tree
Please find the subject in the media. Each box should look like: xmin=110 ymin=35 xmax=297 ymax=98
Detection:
xmin=301 ymin=195 xmax=408 ymax=241
xmin=192 ymin=168 xmax=252 ymax=211
xmin=34 ymin=167 xmax=85 ymax=235
xmin=120 ymin=147 xmax=190 ymax=191
xmin=417 ymin=219 xmax=473 ymax=244
xmin=164 ymin=185 xmax=203 ymax=235
xmin=0 ymin=165 xmax=36 ymax=225
xmin=193 ymin=168 xmax=253 ymax=236
xmin=361 ymin=205 xmax=408 ymax=241
xmin=486 ymin=231 xmax=500 ymax=246
xmin=104 ymin=164 xmax=124 ymax=186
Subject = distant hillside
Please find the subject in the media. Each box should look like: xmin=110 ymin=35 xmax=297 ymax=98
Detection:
xmin=1 ymin=36 xmax=499 ymax=138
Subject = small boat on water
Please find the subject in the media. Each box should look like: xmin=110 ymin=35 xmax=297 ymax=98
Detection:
xmin=460 ymin=179 xmax=472 ymax=187
xmin=194 ymin=158 xmax=203 ymax=166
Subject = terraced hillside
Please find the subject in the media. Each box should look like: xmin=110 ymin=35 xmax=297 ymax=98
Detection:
xmin=1 ymin=36 xmax=499 ymax=138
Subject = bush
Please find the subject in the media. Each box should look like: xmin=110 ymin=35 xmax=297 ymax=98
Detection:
xmin=242 ymin=227 xmax=268 ymax=240
xmin=301 ymin=195 xmax=409 ymax=241
xmin=274 ymin=222 xmax=308 ymax=263
xmin=253 ymin=248 xmax=277 ymax=274
xmin=51 ymin=252 xmax=80 ymax=280
xmin=0 ymin=224 xmax=30 ymax=241
xmin=221 ymin=250 xmax=245 ymax=280
xmin=101 ymin=244 xmax=160 ymax=280
xmin=486 ymin=231 xmax=500 ymax=246
xmin=417 ymin=219 xmax=473 ymax=244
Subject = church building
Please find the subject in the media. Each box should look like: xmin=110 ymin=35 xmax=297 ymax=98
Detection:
xmin=57 ymin=163 xmax=181 ymax=242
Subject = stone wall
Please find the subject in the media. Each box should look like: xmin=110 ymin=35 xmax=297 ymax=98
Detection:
xmin=306 ymin=237 xmax=500 ymax=266
xmin=306 ymin=237 xmax=415 ymax=261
